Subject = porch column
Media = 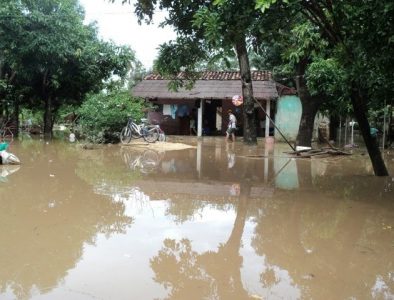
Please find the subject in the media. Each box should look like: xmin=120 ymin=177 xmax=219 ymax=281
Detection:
xmin=265 ymin=99 xmax=271 ymax=138
xmin=197 ymin=99 xmax=205 ymax=137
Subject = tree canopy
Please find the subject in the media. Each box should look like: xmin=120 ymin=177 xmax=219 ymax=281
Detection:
xmin=255 ymin=0 xmax=392 ymax=175
xmin=0 ymin=0 xmax=136 ymax=136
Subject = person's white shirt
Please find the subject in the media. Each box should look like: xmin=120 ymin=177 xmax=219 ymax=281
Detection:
xmin=229 ymin=113 xmax=237 ymax=129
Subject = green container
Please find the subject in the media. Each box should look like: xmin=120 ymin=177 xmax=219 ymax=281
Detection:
xmin=0 ymin=143 xmax=9 ymax=151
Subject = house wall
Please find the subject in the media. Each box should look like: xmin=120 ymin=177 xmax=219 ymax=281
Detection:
xmin=149 ymin=99 xmax=230 ymax=136
xmin=274 ymin=96 xmax=332 ymax=143
xmin=147 ymin=101 xmax=197 ymax=135
xmin=148 ymin=98 xmax=277 ymax=137
xmin=275 ymin=95 xmax=302 ymax=142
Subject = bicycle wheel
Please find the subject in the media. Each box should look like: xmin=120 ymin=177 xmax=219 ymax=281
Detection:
xmin=130 ymin=123 xmax=140 ymax=139
xmin=143 ymin=125 xmax=159 ymax=143
xmin=158 ymin=131 xmax=166 ymax=142
xmin=142 ymin=149 xmax=159 ymax=164
xmin=120 ymin=126 xmax=132 ymax=144
xmin=141 ymin=149 xmax=160 ymax=173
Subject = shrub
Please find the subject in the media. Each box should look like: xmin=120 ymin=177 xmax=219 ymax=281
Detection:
xmin=77 ymin=90 xmax=150 ymax=143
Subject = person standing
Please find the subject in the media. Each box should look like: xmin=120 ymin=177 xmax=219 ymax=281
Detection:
xmin=226 ymin=109 xmax=237 ymax=142
xmin=189 ymin=108 xmax=197 ymax=135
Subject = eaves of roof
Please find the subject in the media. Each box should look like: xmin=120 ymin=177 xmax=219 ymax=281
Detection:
xmin=133 ymin=79 xmax=279 ymax=100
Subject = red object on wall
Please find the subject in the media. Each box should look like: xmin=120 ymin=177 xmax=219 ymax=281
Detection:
xmin=232 ymin=95 xmax=243 ymax=106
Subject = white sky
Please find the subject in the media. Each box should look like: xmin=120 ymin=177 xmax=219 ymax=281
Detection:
xmin=79 ymin=0 xmax=176 ymax=69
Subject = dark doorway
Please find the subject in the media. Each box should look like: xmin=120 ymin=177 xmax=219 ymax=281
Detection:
xmin=203 ymin=100 xmax=221 ymax=136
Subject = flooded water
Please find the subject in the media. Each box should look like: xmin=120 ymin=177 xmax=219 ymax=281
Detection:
xmin=1 ymin=137 xmax=393 ymax=300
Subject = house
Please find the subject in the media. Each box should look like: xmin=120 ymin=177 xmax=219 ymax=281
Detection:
xmin=132 ymin=71 xmax=297 ymax=139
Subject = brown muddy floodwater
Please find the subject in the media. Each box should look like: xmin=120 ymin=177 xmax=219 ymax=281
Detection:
xmin=0 ymin=137 xmax=393 ymax=300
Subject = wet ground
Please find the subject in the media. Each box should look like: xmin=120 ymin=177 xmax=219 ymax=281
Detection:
xmin=1 ymin=136 xmax=393 ymax=300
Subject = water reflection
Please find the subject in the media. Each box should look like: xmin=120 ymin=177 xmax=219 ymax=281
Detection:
xmin=121 ymin=148 xmax=165 ymax=174
xmin=117 ymin=141 xmax=393 ymax=299
xmin=0 ymin=138 xmax=393 ymax=299
xmin=150 ymin=197 xmax=256 ymax=300
xmin=0 ymin=141 xmax=133 ymax=299
xmin=0 ymin=165 xmax=20 ymax=182
xmin=226 ymin=142 xmax=236 ymax=169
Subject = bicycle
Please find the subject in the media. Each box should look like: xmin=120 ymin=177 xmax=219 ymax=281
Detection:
xmin=120 ymin=117 xmax=159 ymax=144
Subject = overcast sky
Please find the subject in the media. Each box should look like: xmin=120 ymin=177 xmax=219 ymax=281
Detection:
xmin=79 ymin=0 xmax=176 ymax=69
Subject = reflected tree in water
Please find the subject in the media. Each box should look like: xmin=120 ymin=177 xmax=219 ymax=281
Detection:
xmin=150 ymin=195 xmax=258 ymax=299
xmin=0 ymin=143 xmax=133 ymax=299
xmin=250 ymin=184 xmax=394 ymax=299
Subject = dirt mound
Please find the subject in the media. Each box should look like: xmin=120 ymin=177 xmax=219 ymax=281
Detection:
xmin=121 ymin=140 xmax=196 ymax=151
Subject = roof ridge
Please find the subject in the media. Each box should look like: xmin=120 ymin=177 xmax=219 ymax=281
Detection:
xmin=144 ymin=70 xmax=273 ymax=81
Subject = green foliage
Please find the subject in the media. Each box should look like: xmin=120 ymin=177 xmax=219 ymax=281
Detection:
xmin=57 ymin=104 xmax=77 ymax=120
xmin=257 ymin=0 xmax=394 ymax=110
xmin=136 ymin=0 xmax=264 ymax=76
xmin=155 ymin=37 xmax=206 ymax=75
xmin=127 ymin=60 xmax=147 ymax=90
xmin=255 ymin=0 xmax=288 ymax=12
xmin=19 ymin=108 xmax=43 ymax=126
xmin=306 ymin=58 xmax=350 ymax=115
xmin=77 ymin=89 xmax=150 ymax=143
xmin=284 ymin=23 xmax=327 ymax=65
xmin=0 ymin=0 xmax=137 ymax=134
xmin=306 ymin=58 xmax=345 ymax=98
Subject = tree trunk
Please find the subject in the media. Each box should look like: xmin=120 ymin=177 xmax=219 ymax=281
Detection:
xmin=295 ymin=60 xmax=323 ymax=147
xmin=329 ymin=114 xmax=339 ymax=141
xmin=235 ymin=37 xmax=257 ymax=145
xmin=297 ymin=97 xmax=320 ymax=147
xmin=13 ymin=95 xmax=19 ymax=137
xmin=350 ymin=84 xmax=388 ymax=176
xmin=44 ymin=94 xmax=53 ymax=139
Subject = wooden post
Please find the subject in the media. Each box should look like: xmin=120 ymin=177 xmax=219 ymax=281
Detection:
xmin=197 ymin=99 xmax=204 ymax=137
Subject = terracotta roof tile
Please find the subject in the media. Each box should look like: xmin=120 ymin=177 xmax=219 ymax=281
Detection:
xmin=144 ymin=71 xmax=272 ymax=81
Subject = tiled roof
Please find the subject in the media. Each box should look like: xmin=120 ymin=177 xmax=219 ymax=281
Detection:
xmin=131 ymin=70 xmax=298 ymax=100
xmin=144 ymin=71 xmax=273 ymax=81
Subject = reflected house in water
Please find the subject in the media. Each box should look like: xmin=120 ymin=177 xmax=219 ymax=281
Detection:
xmin=121 ymin=145 xmax=276 ymax=199
xmin=132 ymin=71 xmax=298 ymax=140
xmin=1 ymin=139 xmax=393 ymax=299
xmin=119 ymin=141 xmax=309 ymax=202
xmin=115 ymin=145 xmax=394 ymax=299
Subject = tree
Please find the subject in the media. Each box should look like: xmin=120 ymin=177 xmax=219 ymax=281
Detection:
xmin=256 ymin=0 xmax=391 ymax=176
xmin=283 ymin=23 xmax=348 ymax=147
xmin=117 ymin=0 xmax=274 ymax=144
xmin=0 ymin=0 xmax=135 ymax=137
xmin=0 ymin=0 xmax=29 ymax=130
xmin=242 ymin=7 xmax=345 ymax=147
